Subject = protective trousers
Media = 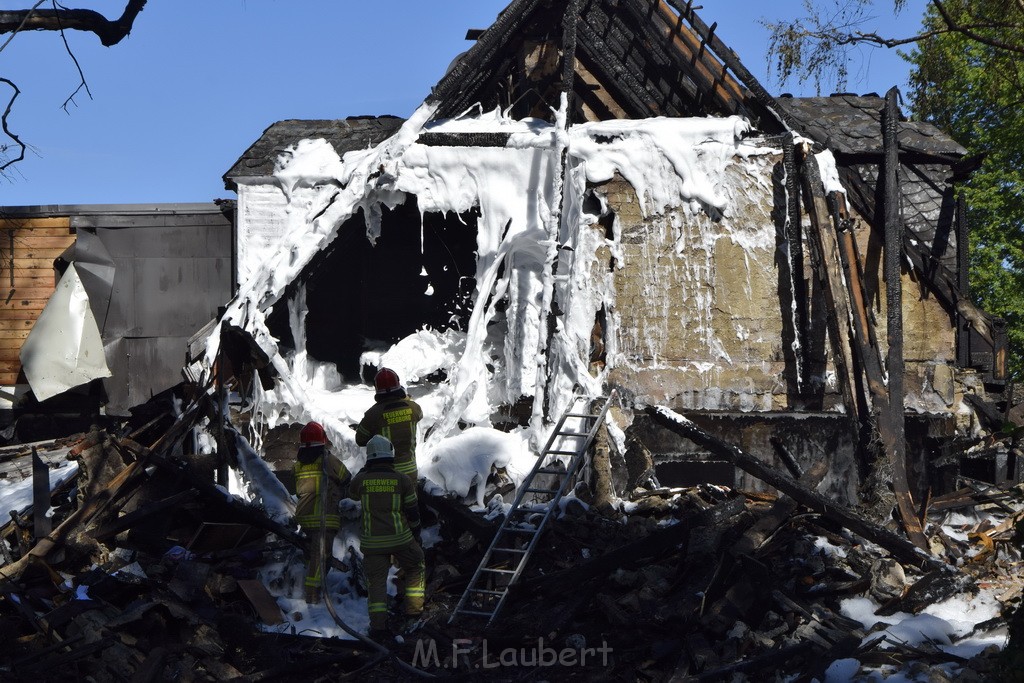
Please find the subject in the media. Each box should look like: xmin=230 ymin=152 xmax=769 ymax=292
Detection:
xmin=363 ymin=540 xmax=425 ymax=631
xmin=304 ymin=528 xmax=334 ymax=594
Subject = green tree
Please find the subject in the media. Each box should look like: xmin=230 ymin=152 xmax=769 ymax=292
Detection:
xmin=766 ymin=1 xmax=1024 ymax=377
xmin=905 ymin=0 xmax=1024 ymax=378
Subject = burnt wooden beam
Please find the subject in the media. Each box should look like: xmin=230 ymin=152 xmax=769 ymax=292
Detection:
xmin=730 ymin=460 xmax=827 ymax=559
xmin=769 ymin=437 xmax=804 ymax=479
xmin=575 ymin=54 xmax=627 ymax=119
xmin=31 ymin=447 xmax=51 ymax=542
xmin=800 ymin=150 xmax=862 ymax=424
xmin=645 ymin=406 xmax=952 ymax=573
xmin=882 ymin=87 xmax=927 ymax=550
xmin=599 ymin=0 xmax=714 ymax=111
xmin=782 ymin=136 xmax=810 ymax=391
xmin=429 ymin=0 xmax=545 ymax=109
xmin=956 ymin=195 xmax=970 ymax=368
xmin=417 ymin=132 xmax=512 ymax=147
xmin=828 ymin=191 xmax=886 ymax=399
xmin=561 ymin=0 xmax=581 ymax=126
xmin=577 ymin=19 xmax=655 ymax=118
xmin=88 ymin=488 xmax=199 ymax=542
xmin=662 ymin=0 xmax=801 ymax=132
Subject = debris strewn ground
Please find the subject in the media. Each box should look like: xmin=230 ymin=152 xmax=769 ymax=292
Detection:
xmin=0 ymin=390 xmax=1021 ymax=681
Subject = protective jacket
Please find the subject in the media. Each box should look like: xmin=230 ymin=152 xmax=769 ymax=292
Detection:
xmin=355 ymin=391 xmax=423 ymax=479
xmin=294 ymin=445 xmax=350 ymax=530
xmin=348 ymin=460 xmax=421 ymax=552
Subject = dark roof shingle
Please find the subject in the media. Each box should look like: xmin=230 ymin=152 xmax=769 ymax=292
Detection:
xmin=223 ymin=116 xmax=405 ymax=189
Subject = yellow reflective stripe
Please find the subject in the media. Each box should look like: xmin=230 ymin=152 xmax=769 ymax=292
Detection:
xmin=391 ymin=493 xmax=401 ymax=536
xmin=368 ymin=603 xmax=388 ymax=613
xmin=362 ymin=497 xmax=374 ymax=540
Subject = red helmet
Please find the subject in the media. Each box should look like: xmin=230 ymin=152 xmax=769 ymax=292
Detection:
xmin=300 ymin=421 xmax=327 ymax=446
xmin=374 ymin=367 xmax=401 ymax=393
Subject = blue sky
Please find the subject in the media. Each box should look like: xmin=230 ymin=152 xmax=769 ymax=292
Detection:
xmin=1 ymin=0 xmax=927 ymax=207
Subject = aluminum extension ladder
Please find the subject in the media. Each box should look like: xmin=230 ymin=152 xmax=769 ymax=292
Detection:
xmin=449 ymin=393 xmax=613 ymax=626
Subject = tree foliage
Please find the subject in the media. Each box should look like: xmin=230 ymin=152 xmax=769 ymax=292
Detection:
xmin=906 ymin=1 xmax=1024 ymax=377
xmin=768 ymin=1 xmax=1024 ymax=377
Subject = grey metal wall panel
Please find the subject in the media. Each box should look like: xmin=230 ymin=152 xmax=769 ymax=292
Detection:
xmin=103 ymin=256 xmax=137 ymax=337
xmin=96 ymin=223 xmax=231 ymax=259
xmin=131 ymin=257 xmax=229 ymax=336
xmin=104 ymin=337 xmax=190 ymax=416
xmin=73 ymin=212 xmax=232 ymax=414
xmin=75 ymin=213 xmax=232 ymax=230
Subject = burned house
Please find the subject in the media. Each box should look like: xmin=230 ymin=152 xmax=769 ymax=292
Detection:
xmin=213 ymin=0 xmax=1008 ymax=515
xmin=2 ymin=3 xmax=1022 ymax=680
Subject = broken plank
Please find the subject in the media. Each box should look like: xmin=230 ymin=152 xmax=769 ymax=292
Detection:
xmin=645 ymin=406 xmax=951 ymax=574
xmin=237 ymin=579 xmax=285 ymax=625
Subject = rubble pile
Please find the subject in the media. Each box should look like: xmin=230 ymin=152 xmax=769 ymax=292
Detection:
xmin=0 ymin=393 xmax=1021 ymax=681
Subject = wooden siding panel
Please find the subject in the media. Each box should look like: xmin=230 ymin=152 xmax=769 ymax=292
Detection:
xmin=0 ymin=217 xmax=72 ymax=230
xmin=0 ymin=219 xmax=76 ymax=386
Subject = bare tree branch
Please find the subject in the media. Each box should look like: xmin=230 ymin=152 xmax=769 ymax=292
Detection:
xmin=0 ymin=0 xmax=147 ymax=47
xmin=0 ymin=79 xmax=25 ymax=173
xmin=52 ymin=1 xmax=93 ymax=113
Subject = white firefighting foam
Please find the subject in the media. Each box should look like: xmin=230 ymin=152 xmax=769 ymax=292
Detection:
xmin=205 ymin=102 xmax=777 ymax=490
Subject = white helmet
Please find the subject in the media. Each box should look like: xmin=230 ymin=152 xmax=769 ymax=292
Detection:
xmin=365 ymin=435 xmax=395 ymax=462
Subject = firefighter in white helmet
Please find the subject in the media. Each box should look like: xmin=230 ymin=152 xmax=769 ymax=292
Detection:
xmin=349 ymin=434 xmax=424 ymax=639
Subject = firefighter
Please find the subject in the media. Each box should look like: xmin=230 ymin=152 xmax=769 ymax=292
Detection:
xmin=349 ymin=435 xmax=425 ymax=639
xmin=293 ymin=421 xmax=350 ymax=604
xmin=355 ymin=367 xmax=423 ymax=482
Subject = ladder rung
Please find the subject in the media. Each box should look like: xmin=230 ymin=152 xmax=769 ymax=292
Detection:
xmin=536 ymin=467 xmax=565 ymax=474
xmin=469 ymin=588 xmax=506 ymax=596
xmin=564 ymin=413 xmax=596 ymax=419
xmin=525 ymin=487 xmax=560 ymax=494
xmin=545 ymin=450 xmax=577 ymax=455
xmin=504 ymin=526 xmax=538 ymax=534
xmin=554 ymin=431 xmax=587 ymax=437
xmin=480 ymin=568 xmax=517 ymax=574
xmin=491 ymin=547 xmax=527 ymax=554
xmin=457 ymin=609 xmax=497 ymax=617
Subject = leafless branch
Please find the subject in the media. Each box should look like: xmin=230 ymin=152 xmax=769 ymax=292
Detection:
xmin=0 ymin=0 xmax=147 ymax=47
xmin=0 ymin=79 xmax=25 ymax=173
xmin=53 ymin=1 xmax=93 ymax=113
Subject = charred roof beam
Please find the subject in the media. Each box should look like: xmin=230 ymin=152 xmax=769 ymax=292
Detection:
xmin=662 ymin=0 xmax=799 ymax=132
xmin=430 ymin=0 xmax=546 ymax=117
xmin=575 ymin=18 xmax=658 ymax=118
xmin=581 ymin=0 xmax=697 ymax=117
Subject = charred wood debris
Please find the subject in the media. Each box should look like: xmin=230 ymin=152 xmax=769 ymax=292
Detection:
xmin=0 ymin=389 xmax=1021 ymax=682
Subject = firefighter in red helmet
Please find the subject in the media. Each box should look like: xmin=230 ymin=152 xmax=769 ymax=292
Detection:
xmin=355 ymin=368 xmax=423 ymax=482
xmin=293 ymin=421 xmax=350 ymax=604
